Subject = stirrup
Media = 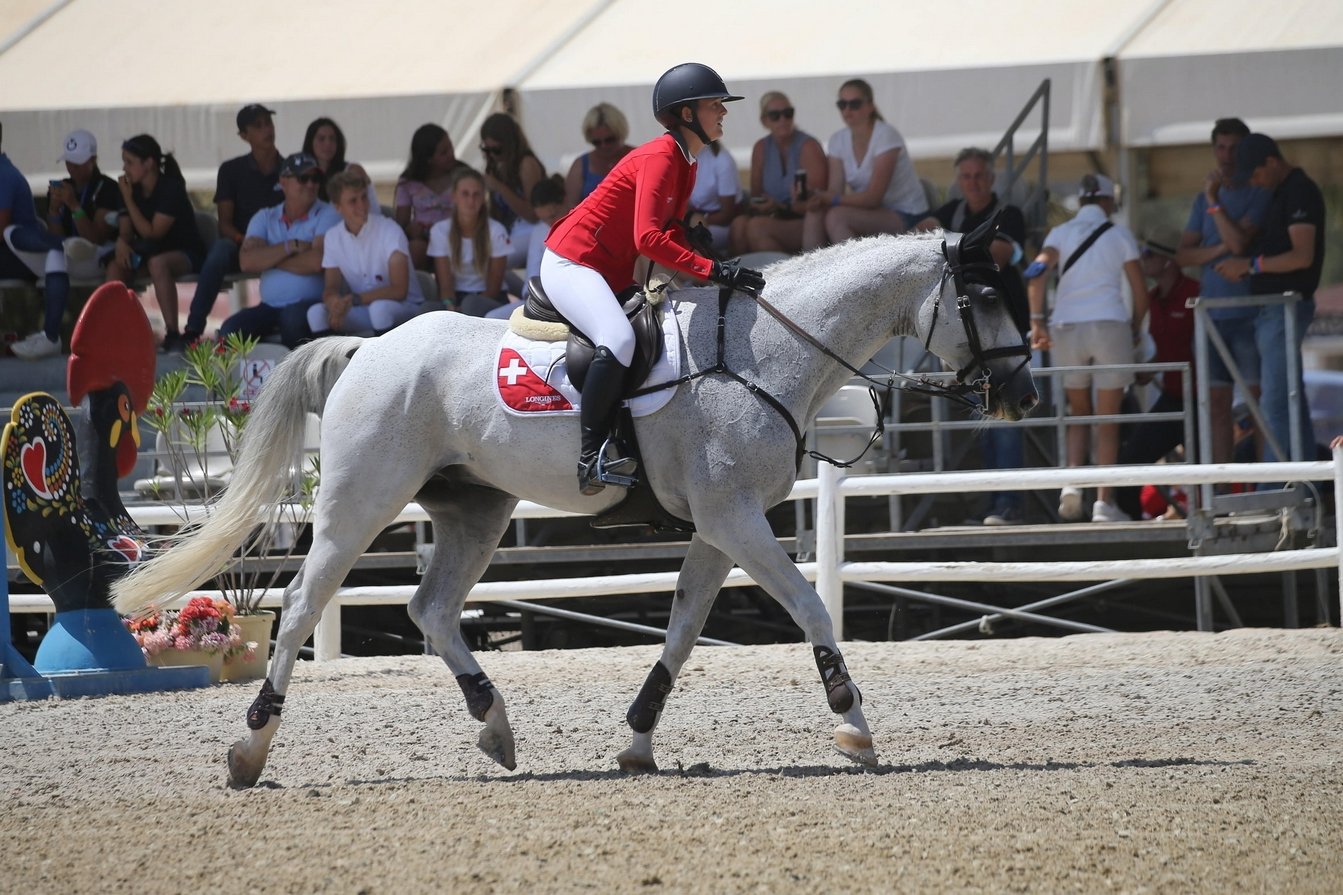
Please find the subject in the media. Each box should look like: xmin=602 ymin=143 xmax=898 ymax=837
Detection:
xmin=578 ymin=439 xmax=639 ymax=495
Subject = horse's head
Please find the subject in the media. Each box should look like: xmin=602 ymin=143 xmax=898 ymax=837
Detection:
xmin=917 ymin=212 xmax=1039 ymax=421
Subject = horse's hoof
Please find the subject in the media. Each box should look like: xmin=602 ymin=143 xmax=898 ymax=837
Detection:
xmin=834 ymin=723 xmax=878 ymax=768
xmin=227 ymin=741 xmax=265 ymax=789
xmin=477 ymin=727 xmax=516 ymax=771
xmin=616 ymin=747 xmax=658 ymax=774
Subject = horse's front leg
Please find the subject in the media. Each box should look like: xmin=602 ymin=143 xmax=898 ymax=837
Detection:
xmin=617 ymin=535 xmax=735 ymax=773
xmin=699 ymin=507 xmax=877 ymax=767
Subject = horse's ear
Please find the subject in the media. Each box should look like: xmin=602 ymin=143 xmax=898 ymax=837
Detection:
xmin=963 ymin=207 xmax=1003 ymax=252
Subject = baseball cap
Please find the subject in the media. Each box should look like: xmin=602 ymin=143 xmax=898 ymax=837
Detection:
xmin=1078 ymin=173 xmax=1115 ymax=200
xmin=58 ymin=129 xmax=97 ymax=164
xmin=278 ymin=152 xmax=320 ymax=179
xmin=1233 ymin=133 xmax=1281 ymax=181
xmin=236 ymin=103 xmax=277 ymax=131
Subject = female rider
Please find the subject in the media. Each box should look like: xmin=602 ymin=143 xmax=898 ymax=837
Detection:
xmin=542 ymin=62 xmax=767 ymax=495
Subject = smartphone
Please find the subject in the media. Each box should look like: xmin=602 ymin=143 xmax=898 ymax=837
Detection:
xmin=794 ymin=170 xmax=809 ymax=201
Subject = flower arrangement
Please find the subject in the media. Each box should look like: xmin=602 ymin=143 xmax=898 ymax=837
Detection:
xmin=138 ymin=333 xmax=319 ymax=616
xmin=124 ymin=595 xmax=254 ymax=660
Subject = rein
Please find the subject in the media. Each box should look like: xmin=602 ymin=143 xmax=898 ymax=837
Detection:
xmin=631 ymin=236 xmax=1031 ymax=471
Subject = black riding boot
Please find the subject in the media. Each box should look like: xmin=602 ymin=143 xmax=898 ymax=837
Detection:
xmin=578 ymin=346 xmax=632 ymax=495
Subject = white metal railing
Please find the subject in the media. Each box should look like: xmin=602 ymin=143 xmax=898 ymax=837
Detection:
xmin=10 ymin=454 xmax=1342 ymax=657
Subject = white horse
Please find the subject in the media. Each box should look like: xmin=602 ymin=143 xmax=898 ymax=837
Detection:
xmin=114 ymin=221 xmax=1038 ymax=787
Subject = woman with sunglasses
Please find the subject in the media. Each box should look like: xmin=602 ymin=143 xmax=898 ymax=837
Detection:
xmin=731 ymin=91 xmax=827 ymax=255
xmin=564 ymin=103 xmax=634 ymax=209
xmin=479 ymin=113 xmax=546 ymax=271
xmin=543 ymin=62 xmax=766 ymax=495
xmin=802 ymin=78 xmax=928 ymax=250
xmin=394 ymin=124 xmax=468 ymax=271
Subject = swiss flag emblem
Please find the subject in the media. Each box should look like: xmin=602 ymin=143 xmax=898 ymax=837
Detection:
xmin=497 ymin=348 xmax=573 ymax=412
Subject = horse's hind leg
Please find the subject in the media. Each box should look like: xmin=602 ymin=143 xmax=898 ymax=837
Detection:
xmin=617 ymin=535 xmax=735 ymax=773
xmin=409 ymin=486 xmax=519 ymax=771
xmin=228 ymin=477 xmax=421 ymax=788
xmin=698 ymin=506 xmax=877 ymax=767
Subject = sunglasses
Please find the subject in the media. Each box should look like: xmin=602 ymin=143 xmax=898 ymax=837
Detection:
xmin=835 ymin=98 xmax=866 ymax=111
xmin=295 ymin=173 xmax=322 ymax=184
xmin=479 ymin=144 xmax=503 ymax=156
xmin=589 ymin=135 xmax=619 ymax=148
xmin=764 ymin=107 xmax=795 ymax=122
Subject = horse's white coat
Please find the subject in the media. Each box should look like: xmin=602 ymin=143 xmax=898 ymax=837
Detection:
xmin=113 ymin=229 xmax=1036 ymax=784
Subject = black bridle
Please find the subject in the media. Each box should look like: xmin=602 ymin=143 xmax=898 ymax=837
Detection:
xmin=633 ymin=233 xmax=1031 ymax=470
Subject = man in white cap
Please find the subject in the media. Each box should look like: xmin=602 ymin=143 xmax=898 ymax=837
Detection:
xmin=45 ymin=128 xmax=123 ymax=276
xmin=1025 ymin=173 xmax=1149 ymax=523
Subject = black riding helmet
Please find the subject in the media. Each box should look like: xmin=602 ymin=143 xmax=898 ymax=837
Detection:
xmin=652 ymin=62 xmax=744 ymax=144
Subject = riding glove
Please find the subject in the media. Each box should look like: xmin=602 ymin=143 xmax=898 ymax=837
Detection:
xmin=710 ymin=259 xmax=766 ymax=296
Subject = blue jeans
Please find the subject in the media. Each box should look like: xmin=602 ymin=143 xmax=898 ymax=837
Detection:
xmin=184 ymin=239 xmax=240 ymax=337
xmin=218 ymin=298 xmax=320 ymax=349
xmin=1256 ymin=298 xmax=1315 ymax=462
xmin=982 ymin=424 xmax=1024 ymax=514
xmin=3 ymin=224 xmax=69 ymax=339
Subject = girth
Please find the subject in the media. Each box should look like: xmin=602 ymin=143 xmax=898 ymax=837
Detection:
xmin=523 ymin=276 xmax=665 ymax=394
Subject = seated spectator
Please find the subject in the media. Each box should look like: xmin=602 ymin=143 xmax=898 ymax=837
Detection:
xmin=1114 ymin=235 xmax=1199 ymax=520
xmin=802 ymin=79 xmax=928 ymax=250
xmin=302 ymin=116 xmax=379 ymax=212
xmin=564 ymin=103 xmax=634 ymax=209
xmin=312 ymin=169 xmax=423 ymax=336
xmin=916 ymin=148 xmax=1030 ymax=524
xmin=182 ymin=103 xmax=284 ymax=347
xmin=687 ymin=140 xmax=740 ymax=255
xmin=394 ymin=124 xmax=466 ymax=271
xmin=428 ymin=167 xmax=510 ymax=316
xmin=1027 ymin=174 xmax=1148 ymax=524
xmin=485 ymin=174 xmax=567 ymax=320
xmin=480 ymin=112 xmax=546 ymax=270
xmin=219 ymin=153 xmax=341 ymax=347
xmin=730 ymin=91 xmax=827 ymax=256
xmin=1 ymin=126 xmax=71 ymax=360
xmin=45 ymin=128 xmax=123 ymax=278
xmin=105 ymin=134 xmax=206 ymax=351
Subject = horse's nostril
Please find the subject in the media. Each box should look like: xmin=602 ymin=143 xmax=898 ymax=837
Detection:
xmin=1020 ymin=393 xmax=1039 ymax=413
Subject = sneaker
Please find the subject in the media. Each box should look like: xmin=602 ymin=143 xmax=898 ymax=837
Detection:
xmin=1091 ymin=499 xmax=1132 ymax=523
xmin=983 ymin=506 xmax=1021 ymax=526
xmin=1058 ymin=486 xmax=1085 ymax=522
xmin=10 ymin=331 xmax=60 ymax=360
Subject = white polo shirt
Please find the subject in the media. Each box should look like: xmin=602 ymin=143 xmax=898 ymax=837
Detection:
xmin=322 ymin=213 xmax=422 ymax=303
xmin=1043 ymin=203 xmax=1139 ymax=324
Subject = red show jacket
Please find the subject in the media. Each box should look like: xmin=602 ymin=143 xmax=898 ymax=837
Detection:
xmin=546 ymin=133 xmax=715 ymax=293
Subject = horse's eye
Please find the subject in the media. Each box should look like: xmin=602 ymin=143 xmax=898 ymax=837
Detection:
xmin=976 ymin=286 xmax=1000 ymax=304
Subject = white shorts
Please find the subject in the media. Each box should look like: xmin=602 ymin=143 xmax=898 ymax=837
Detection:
xmin=1049 ymin=319 xmax=1133 ymax=391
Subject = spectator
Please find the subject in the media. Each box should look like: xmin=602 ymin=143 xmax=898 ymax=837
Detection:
xmin=302 ymin=117 xmax=379 ymax=212
xmin=564 ymin=103 xmax=634 ymax=209
xmin=802 ymin=78 xmax=928 ymax=250
xmin=1216 ymin=134 xmax=1326 ymax=463
xmin=45 ymin=128 xmax=123 ymax=277
xmin=428 ymin=167 xmax=510 ymax=316
xmin=485 ymin=174 xmax=567 ymax=320
xmin=105 ymin=134 xmax=205 ymax=350
xmin=1 ymin=126 xmax=72 ymax=360
xmin=1174 ymin=118 xmax=1270 ymax=465
xmin=730 ymin=91 xmax=827 ymax=256
xmin=480 ymin=112 xmax=546 ymax=270
xmin=220 ymin=153 xmax=341 ymax=347
xmin=181 ymin=104 xmax=284 ymax=347
xmin=915 ymin=148 xmax=1031 ymax=524
xmin=686 ymin=141 xmax=740 ymax=255
xmin=311 ymin=168 xmax=423 ymax=336
xmin=1114 ymin=235 xmax=1199 ymax=520
xmin=394 ymin=123 xmax=468 ymax=271
xmin=1027 ymin=174 xmax=1148 ymax=523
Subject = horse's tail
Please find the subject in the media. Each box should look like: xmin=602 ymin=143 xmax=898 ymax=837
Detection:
xmin=111 ymin=337 xmax=364 ymax=615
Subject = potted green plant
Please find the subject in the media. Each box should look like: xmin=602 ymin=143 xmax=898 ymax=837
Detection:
xmin=133 ymin=334 xmax=318 ymax=681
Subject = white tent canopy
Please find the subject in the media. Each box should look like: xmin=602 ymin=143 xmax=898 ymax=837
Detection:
xmin=1116 ymin=0 xmax=1343 ymax=146
xmin=0 ymin=0 xmax=1339 ymax=189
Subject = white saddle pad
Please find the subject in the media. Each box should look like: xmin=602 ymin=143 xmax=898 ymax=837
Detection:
xmin=494 ymin=300 xmax=682 ymax=418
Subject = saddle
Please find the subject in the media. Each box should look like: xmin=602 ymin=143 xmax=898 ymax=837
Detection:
xmin=520 ymin=276 xmax=666 ymax=394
